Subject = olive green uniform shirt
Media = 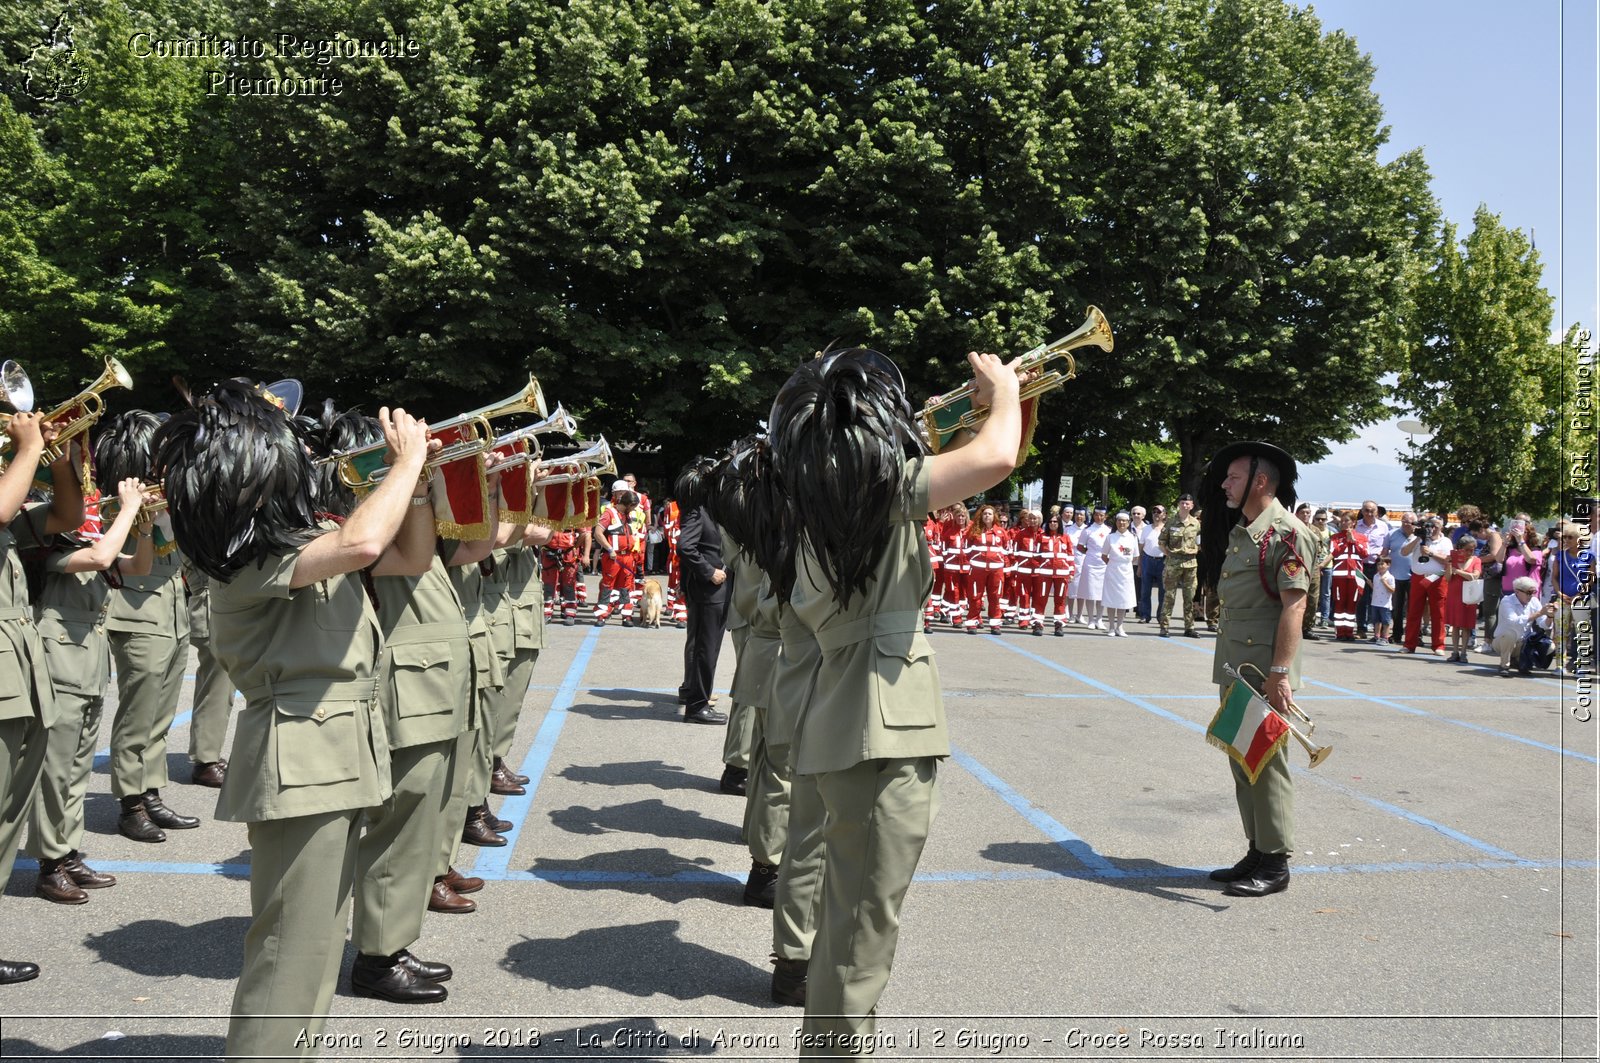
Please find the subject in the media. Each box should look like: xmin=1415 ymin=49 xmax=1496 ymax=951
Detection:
xmin=35 ymin=557 xmax=113 ymax=698
xmin=373 ymin=556 xmax=472 ymax=750
xmin=1213 ymin=499 xmax=1315 ymax=689
xmin=0 ymin=505 xmax=55 ymax=726
xmin=209 ymin=542 xmax=391 ymax=822
xmin=104 ymin=547 xmax=190 ymax=641
xmin=1159 ymin=514 xmax=1201 ymax=568
xmin=790 ymin=459 xmax=946 ymax=775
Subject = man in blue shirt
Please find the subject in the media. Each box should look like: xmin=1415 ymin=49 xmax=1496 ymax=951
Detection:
xmin=1551 ymin=523 xmax=1596 ymax=677
xmin=1382 ymin=514 xmax=1416 ymax=645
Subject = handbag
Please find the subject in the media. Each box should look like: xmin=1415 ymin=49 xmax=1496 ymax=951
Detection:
xmin=1461 ymin=578 xmax=1485 ymax=605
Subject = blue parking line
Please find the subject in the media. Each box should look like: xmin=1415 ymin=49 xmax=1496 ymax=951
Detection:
xmin=987 ymin=635 xmax=1534 ymax=864
xmin=471 ymin=626 xmax=604 ymax=877
xmin=948 ymin=745 xmax=1122 ymax=875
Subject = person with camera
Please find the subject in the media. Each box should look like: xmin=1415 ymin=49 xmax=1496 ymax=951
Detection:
xmin=1401 ymin=517 xmax=1451 ymax=655
xmin=1494 ymin=576 xmax=1557 ymax=676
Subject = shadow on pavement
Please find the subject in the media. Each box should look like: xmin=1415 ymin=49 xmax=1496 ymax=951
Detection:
xmin=548 ymin=800 xmax=741 ymax=845
xmin=0 ymin=1034 xmax=226 ymax=1059
xmin=522 ymin=847 xmax=741 ymax=903
xmin=558 ymin=760 xmax=705 ymax=793
xmin=981 ymin=841 xmax=1229 ymax=911
xmin=502 ymin=918 xmax=771 ymax=1006
xmin=83 ymin=916 xmax=247 ymax=980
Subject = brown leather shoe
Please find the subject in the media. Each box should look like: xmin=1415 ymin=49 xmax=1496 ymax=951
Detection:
xmin=489 ymin=765 xmax=526 ymax=796
xmin=191 ymin=761 xmax=226 ymax=788
xmin=34 ymin=860 xmax=88 ymax=905
xmin=461 ymin=806 xmax=506 ymax=848
xmin=488 ymin=808 xmax=513 ymax=832
xmin=444 ymin=867 xmax=484 ymax=894
xmin=429 ymin=877 xmax=477 ymax=914
xmin=494 ymin=756 xmax=530 ymax=786
xmin=61 ymin=851 xmax=115 ymax=889
xmin=118 ymin=806 xmax=166 ymax=844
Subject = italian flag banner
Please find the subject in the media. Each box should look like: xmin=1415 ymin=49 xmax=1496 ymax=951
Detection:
xmin=1206 ymin=680 xmax=1290 ymax=784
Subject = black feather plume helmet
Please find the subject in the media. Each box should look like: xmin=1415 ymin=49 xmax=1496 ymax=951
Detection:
xmin=151 ymin=378 xmax=322 ymax=582
xmin=303 ymin=402 xmax=380 ymax=517
xmin=768 ymin=346 xmax=926 ymax=609
xmin=708 ymin=433 xmax=793 ymax=589
xmin=92 ymin=410 xmax=164 ymax=485
xmin=673 ymin=454 xmax=721 ymax=513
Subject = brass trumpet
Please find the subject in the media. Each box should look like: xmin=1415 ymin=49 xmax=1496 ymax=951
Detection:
xmin=920 ymin=306 xmax=1114 ymax=454
xmin=0 ymin=357 xmax=133 ymax=464
xmin=1224 ymin=664 xmax=1333 ymax=768
xmin=487 ymin=404 xmax=580 ymax=458
xmin=507 ymin=435 xmax=614 ymax=483
xmin=99 ymin=481 xmax=167 ymax=523
xmin=326 ymin=374 xmax=549 ymax=489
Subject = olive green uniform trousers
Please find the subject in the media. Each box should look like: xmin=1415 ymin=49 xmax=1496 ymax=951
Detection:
xmin=800 ymin=756 xmax=940 ymax=1056
xmin=226 ymin=809 xmax=361 ymax=1061
xmin=25 ymin=691 xmax=101 ymax=859
xmin=353 ymin=738 xmax=454 ymax=956
xmin=108 ymin=629 xmax=189 ymax=797
xmin=0 ymin=716 xmax=47 ymax=887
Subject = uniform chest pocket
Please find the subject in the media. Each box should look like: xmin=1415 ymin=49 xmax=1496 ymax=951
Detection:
xmin=38 ymin=619 xmax=106 ymax=697
xmin=872 ymin=632 xmax=939 ymax=729
xmin=0 ymin=640 xmax=27 ymax=713
xmin=274 ymin=699 xmax=361 ymax=787
xmin=389 ymin=642 xmax=463 ymax=718
xmin=312 ymin=581 xmax=363 ymax=632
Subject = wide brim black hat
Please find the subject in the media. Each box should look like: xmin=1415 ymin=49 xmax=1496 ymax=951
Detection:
xmin=1204 ymin=440 xmax=1298 ymax=503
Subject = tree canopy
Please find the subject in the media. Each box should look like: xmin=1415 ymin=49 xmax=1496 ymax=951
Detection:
xmin=3 ymin=0 xmax=1561 ymax=502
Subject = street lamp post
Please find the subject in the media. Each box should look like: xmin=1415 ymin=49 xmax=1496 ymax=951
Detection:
xmin=1396 ymin=418 xmax=1433 ymax=512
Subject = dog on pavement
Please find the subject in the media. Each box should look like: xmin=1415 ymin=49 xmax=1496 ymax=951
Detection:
xmin=638 ymin=578 xmax=665 ymax=628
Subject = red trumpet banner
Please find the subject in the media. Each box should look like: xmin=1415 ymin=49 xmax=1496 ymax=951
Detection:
xmin=428 ymin=424 xmax=491 ymax=541
xmin=494 ymin=440 xmax=533 ymax=525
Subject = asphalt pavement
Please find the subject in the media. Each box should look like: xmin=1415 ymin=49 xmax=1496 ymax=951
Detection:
xmin=1 ymin=584 xmax=1595 ymax=1061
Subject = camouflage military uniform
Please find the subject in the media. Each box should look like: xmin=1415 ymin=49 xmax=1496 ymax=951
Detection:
xmin=1158 ymin=514 xmax=1200 ymax=634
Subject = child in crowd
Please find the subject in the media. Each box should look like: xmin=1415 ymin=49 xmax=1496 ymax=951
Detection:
xmin=1370 ymin=555 xmax=1396 ymax=646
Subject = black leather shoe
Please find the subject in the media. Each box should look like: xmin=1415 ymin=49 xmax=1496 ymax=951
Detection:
xmin=1223 ymin=853 xmax=1290 ymax=897
xmin=118 ymin=806 xmax=166 ymax=843
xmin=1208 ymin=846 xmax=1261 ymax=883
xmin=141 ymin=793 xmax=199 ymax=830
xmin=349 ymin=952 xmax=448 ymax=1003
xmin=397 ymin=950 xmax=452 ymax=983
xmin=0 ymin=958 xmax=40 ymax=985
xmin=35 ymin=860 xmax=88 ymax=905
xmin=62 ymin=852 xmax=116 ymax=889
xmin=744 ymin=862 xmax=779 ymax=908
xmin=683 ymin=704 xmax=727 ymax=725
xmin=771 ymin=956 xmax=807 ymax=1006
xmin=719 ymin=765 xmax=748 ymax=796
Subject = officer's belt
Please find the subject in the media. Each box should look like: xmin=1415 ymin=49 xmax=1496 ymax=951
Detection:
xmin=0 ymin=606 xmax=31 ymax=622
xmin=241 ymin=676 xmax=380 ymax=703
xmin=382 ymin=621 xmax=468 ymax=647
xmin=813 ymin=610 xmax=922 ymax=654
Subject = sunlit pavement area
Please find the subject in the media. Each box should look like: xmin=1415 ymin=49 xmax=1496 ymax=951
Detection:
xmin=2 ymin=581 xmax=1595 ymax=1061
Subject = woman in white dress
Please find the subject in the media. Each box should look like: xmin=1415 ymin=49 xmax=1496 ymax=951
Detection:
xmin=1100 ymin=511 xmax=1140 ymax=636
xmin=1074 ymin=505 xmax=1111 ymax=628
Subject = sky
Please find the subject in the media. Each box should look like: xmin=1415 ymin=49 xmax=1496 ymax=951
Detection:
xmin=1289 ymin=0 xmax=1597 ymax=509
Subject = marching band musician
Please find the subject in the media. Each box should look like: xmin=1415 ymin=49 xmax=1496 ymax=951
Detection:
xmin=183 ymin=560 xmax=234 ymax=788
xmin=24 ymin=476 xmax=152 ymax=905
xmin=1198 ymin=440 xmax=1313 ymax=899
xmin=481 ymin=523 xmax=554 ymax=801
xmin=0 ymin=412 xmax=83 ymax=984
xmin=307 ymin=408 xmax=478 ymax=1002
xmin=95 ymin=412 xmax=201 ymax=843
xmin=154 ymin=381 xmax=438 ymax=1058
xmin=767 ymin=346 xmax=1022 ymax=1055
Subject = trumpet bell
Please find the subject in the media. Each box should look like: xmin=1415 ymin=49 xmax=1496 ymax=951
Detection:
xmin=2 ymin=360 xmax=34 ymax=413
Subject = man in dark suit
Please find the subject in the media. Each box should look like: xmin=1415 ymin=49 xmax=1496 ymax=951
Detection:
xmin=675 ymin=458 xmax=730 ymax=724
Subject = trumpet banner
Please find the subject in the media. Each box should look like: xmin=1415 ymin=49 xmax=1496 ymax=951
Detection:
xmin=922 ymin=395 xmax=1040 ymax=464
xmin=1206 ymin=680 xmax=1290 ymax=784
xmin=495 ymin=440 xmax=534 ymax=525
xmin=429 ymin=424 xmax=490 ymax=540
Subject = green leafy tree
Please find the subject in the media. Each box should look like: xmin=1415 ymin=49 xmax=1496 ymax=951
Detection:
xmin=1401 ymin=207 xmax=1558 ymax=518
